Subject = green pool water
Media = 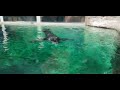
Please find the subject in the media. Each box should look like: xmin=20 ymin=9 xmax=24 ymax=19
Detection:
xmin=0 ymin=25 xmax=119 ymax=74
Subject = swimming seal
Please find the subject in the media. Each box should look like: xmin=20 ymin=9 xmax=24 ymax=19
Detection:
xmin=30 ymin=29 xmax=73 ymax=44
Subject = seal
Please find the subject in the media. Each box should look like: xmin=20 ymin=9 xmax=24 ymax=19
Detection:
xmin=30 ymin=29 xmax=73 ymax=44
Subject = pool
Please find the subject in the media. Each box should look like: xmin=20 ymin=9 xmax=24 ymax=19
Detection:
xmin=0 ymin=25 xmax=119 ymax=74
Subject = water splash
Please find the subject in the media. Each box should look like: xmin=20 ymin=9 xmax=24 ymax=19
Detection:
xmin=0 ymin=16 xmax=8 ymax=51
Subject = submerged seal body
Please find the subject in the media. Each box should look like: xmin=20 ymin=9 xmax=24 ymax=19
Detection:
xmin=42 ymin=29 xmax=61 ymax=43
xmin=31 ymin=29 xmax=72 ymax=44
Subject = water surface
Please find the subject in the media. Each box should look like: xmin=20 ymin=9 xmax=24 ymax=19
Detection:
xmin=0 ymin=25 xmax=118 ymax=74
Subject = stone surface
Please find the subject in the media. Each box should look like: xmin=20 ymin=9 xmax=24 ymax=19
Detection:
xmin=42 ymin=16 xmax=65 ymax=22
xmin=65 ymin=16 xmax=85 ymax=22
xmin=85 ymin=16 xmax=120 ymax=31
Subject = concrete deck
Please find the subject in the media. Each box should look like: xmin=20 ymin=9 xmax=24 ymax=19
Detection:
xmin=0 ymin=22 xmax=85 ymax=27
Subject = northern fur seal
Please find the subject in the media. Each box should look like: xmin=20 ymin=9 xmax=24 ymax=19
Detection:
xmin=30 ymin=29 xmax=72 ymax=44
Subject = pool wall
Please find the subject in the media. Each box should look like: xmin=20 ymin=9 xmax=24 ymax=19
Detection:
xmin=0 ymin=16 xmax=85 ymax=22
xmin=0 ymin=22 xmax=85 ymax=27
xmin=85 ymin=16 xmax=120 ymax=31
xmin=1 ymin=16 xmax=120 ymax=31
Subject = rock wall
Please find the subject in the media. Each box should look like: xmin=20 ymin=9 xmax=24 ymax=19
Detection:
xmin=42 ymin=16 xmax=65 ymax=22
xmin=85 ymin=16 xmax=120 ymax=30
xmin=65 ymin=16 xmax=85 ymax=22
xmin=3 ymin=16 xmax=65 ymax=22
xmin=42 ymin=16 xmax=85 ymax=22
xmin=3 ymin=16 xmax=85 ymax=22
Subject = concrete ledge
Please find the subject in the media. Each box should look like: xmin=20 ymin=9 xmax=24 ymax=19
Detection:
xmin=0 ymin=21 xmax=85 ymax=27
xmin=85 ymin=16 xmax=120 ymax=31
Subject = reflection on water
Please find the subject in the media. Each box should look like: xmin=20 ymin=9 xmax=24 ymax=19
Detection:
xmin=37 ymin=26 xmax=44 ymax=49
xmin=2 ymin=27 xmax=8 ymax=52
xmin=0 ymin=25 xmax=119 ymax=74
xmin=0 ymin=25 xmax=8 ymax=52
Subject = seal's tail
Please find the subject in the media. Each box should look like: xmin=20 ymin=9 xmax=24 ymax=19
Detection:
xmin=60 ymin=38 xmax=74 ymax=41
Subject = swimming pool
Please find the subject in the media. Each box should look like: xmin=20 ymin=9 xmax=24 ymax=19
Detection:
xmin=0 ymin=25 xmax=119 ymax=74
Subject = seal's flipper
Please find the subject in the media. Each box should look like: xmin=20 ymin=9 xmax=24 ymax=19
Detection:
xmin=30 ymin=38 xmax=45 ymax=43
